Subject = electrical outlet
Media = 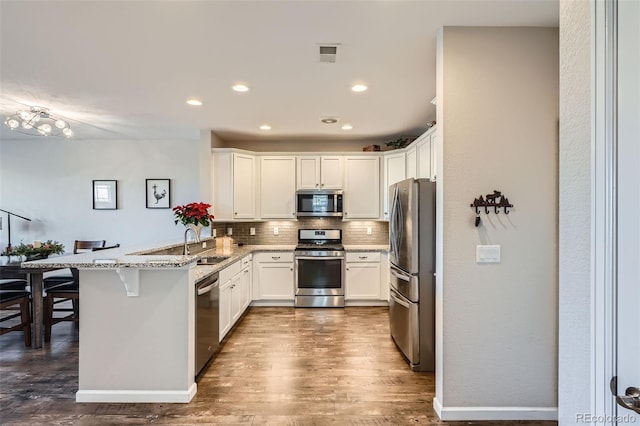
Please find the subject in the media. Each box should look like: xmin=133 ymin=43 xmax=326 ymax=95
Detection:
xmin=227 ymin=227 xmax=233 ymax=236
xmin=366 ymin=226 xmax=372 ymax=235
xmin=250 ymin=227 xmax=256 ymax=236
xmin=212 ymin=229 xmax=216 ymax=238
xmin=273 ymin=227 xmax=279 ymax=236
xmin=202 ymin=242 xmax=207 ymax=248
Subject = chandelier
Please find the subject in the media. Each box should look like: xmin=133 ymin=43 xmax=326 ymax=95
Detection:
xmin=4 ymin=106 xmax=73 ymax=138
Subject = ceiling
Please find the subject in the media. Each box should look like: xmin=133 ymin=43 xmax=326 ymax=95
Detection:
xmin=0 ymin=1 xmax=558 ymax=143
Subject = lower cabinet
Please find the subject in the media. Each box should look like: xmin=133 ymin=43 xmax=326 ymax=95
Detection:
xmin=219 ymin=255 xmax=252 ymax=341
xmin=253 ymin=252 xmax=294 ymax=305
xmin=345 ymin=251 xmax=388 ymax=305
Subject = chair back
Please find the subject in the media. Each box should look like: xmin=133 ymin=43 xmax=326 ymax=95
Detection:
xmin=91 ymin=244 xmax=120 ymax=251
xmin=73 ymin=240 xmax=106 ymax=254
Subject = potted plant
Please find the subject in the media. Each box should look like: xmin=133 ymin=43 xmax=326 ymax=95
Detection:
xmin=3 ymin=240 xmax=65 ymax=261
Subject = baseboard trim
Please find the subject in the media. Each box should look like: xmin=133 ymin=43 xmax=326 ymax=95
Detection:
xmin=432 ymin=398 xmax=557 ymax=421
xmin=76 ymin=383 xmax=197 ymax=403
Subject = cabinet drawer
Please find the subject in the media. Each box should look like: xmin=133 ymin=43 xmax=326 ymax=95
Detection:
xmin=219 ymin=260 xmax=242 ymax=283
xmin=346 ymin=252 xmax=381 ymax=263
xmin=255 ymin=252 xmax=294 ymax=263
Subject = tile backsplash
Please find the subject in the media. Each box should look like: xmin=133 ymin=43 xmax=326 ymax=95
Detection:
xmin=210 ymin=218 xmax=388 ymax=245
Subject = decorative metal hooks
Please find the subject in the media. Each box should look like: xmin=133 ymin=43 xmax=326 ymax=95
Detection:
xmin=470 ymin=190 xmax=514 ymax=227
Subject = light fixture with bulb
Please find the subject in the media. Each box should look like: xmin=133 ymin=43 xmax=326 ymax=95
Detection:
xmin=4 ymin=106 xmax=73 ymax=138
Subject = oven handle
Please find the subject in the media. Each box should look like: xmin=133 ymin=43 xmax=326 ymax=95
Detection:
xmin=295 ymin=256 xmax=345 ymax=260
xmin=390 ymin=289 xmax=411 ymax=309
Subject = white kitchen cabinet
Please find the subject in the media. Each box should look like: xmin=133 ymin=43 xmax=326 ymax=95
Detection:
xmin=345 ymin=252 xmax=382 ymax=301
xmin=296 ymin=156 xmax=343 ymax=190
xmin=219 ymin=279 xmax=232 ymax=341
xmin=382 ymin=151 xmax=406 ymax=220
xmin=212 ymin=150 xmax=256 ymax=220
xmin=416 ymin=126 xmax=437 ymax=180
xmin=406 ymin=146 xmax=417 ymax=179
xmin=240 ymin=256 xmax=252 ymax=311
xmin=218 ymin=256 xmax=252 ymax=341
xmin=343 ymin=156 xmax=380 ymax=219
xmin=260 ymin=156 xmax=297 ymax=219
xmin=253 ymin=252 xmax=294 ymax=303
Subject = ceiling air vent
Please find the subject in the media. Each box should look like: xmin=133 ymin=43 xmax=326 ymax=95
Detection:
xmin=318 ymin=44 xmax=340 ymax=63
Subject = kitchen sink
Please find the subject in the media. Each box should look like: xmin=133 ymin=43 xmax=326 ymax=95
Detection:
xmin=197 ymin=256 xmax=229 ymax=265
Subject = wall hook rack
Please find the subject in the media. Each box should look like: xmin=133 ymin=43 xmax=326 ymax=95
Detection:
xmin=470 ymin=190 xmax=514 ymax=227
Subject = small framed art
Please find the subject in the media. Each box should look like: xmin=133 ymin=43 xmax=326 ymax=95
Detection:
xmin=146 ymin=178 xmax=171 ymax=209
xmin=93 ymin=180 xmax=117 ymax=210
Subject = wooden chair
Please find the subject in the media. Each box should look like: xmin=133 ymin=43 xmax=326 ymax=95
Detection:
xmin=0 ymin=290 xmax=32 ymax=346
xmin=43 ymin=240 xmax=106 ymax=342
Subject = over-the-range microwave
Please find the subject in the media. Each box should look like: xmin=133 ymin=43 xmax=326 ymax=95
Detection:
xmin=296 ymin=190 xmax=343 ymax=217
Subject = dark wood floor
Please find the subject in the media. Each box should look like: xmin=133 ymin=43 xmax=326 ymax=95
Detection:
xmin=0 ymin=307 xmax=557 ymax=425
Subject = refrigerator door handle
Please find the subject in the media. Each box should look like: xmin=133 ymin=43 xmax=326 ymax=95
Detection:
xmin=390 ymin=268 xmax=410 ymax=282
xmin=390 ymin=289 xmax=411 ymax=309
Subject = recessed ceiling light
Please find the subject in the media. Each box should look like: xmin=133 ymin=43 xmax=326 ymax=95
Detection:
xmin=351 ymin=84 xmax=368 ymax=93
xmin=186 ymin=98 xmax=203 ymax=106
xmin=321 ymin=117 xmax=339 ymax=124
xmin=232 ymin=84 xmax=250 ymax=92
xmin=341 ymin=124 xmax=353 ymax=130
xmin=259 ymin=124 xmax=271 ymax=130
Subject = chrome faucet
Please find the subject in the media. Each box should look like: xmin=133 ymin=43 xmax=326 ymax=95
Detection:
xmin=183 ymin=228 xmax=193 ymax=255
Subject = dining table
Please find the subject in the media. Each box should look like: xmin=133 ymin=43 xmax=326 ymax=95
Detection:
xmin=0 ymin=262 xmax=63 ymax=349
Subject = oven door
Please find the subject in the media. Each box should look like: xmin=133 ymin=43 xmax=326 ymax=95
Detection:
xmin=295 ymin=256 xmax=344 ymax=296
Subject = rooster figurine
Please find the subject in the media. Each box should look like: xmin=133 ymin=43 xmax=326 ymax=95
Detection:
xmin=153 ymin=184 xmax=167 ymax=204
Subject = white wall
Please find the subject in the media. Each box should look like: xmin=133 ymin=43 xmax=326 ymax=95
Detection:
xmin=435 ymin=27 xmax=558 ymax=420
xmin=0 ymin=138 xmax=208 ymax=253
xmin=558 ymin=0 xmax=593 ymax=423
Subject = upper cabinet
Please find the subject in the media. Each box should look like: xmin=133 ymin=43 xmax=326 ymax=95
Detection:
xmin=296 ymin=156 xmax=343 ymax=190
xmin=382 ymin=151 xmax=406 ymax=220
xmin=416 ymin=126 xmax=437 ymax=181
xmin=406 ymin=146 xmax=417 ymax=179
xmin=416 ymin=127 xmax=437 ymax=180
xmin=343 ymin=156 xmax=380 ymax=219
xmin=212 ymin=151 xmax=256 ymax=220
xmin=260 ymin=156 xmax=297 ymax=219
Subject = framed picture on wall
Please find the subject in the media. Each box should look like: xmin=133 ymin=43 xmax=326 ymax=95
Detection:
xmin=146 ymin=178 xmax=171 ymax=209
xmin=93 ymin=180 xmax=117 ymax=210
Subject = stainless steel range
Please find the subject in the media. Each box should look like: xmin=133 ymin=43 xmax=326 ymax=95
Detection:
xmin=294 ymin=229 xmax=345 ymax=308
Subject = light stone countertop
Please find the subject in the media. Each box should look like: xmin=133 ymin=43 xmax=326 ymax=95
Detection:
xmin=21 ymin=240 xmax=387 ymax=283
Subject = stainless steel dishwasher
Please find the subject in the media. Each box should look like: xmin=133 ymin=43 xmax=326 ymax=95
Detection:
xmin=195 ymin=272 xmax=219 ymax=379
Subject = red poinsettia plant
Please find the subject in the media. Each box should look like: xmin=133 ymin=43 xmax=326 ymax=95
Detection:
xmin=173 ymin=202 xmax=215 ymax=227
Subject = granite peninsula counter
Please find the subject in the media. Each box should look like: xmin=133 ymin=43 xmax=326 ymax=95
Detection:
xmin=20 ymin=241 xmax=296 ymax=404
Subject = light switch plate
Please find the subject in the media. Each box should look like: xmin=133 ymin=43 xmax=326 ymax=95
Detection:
xmin=250 ymin=227 xmax=256 ymax=236
xmin=202 ymin=242 xmax=207 ymax=248
xmin=476 ymin=245 xmax=501 ymax=263
xmin=227 ymin=227 xmax=233 ymax=236
xmin=273 ymin=227 xmax=279 ymax=236
xmin=212 ymin=229 xmax=216 ymax=238
xmin=366 ymin=226 xmax=372 ymax=235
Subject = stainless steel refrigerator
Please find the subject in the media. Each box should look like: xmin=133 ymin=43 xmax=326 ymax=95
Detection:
xmin=388 ymin=178 xmax=436 ymax=372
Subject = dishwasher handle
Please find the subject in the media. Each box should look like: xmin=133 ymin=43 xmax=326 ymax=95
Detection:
xmin=197 ymin=275 xmax=219 ymax=296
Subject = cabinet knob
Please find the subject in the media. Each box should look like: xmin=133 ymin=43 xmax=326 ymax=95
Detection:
xmin=290 ymin=268 xmax=293 ymax=271
xmin=359 ymin=256 xmax=368 ymax=259
xmin=315 ymin=183 xmax=319 ymax=187
xmin=234 ymin=212 xmax=237 ymax=215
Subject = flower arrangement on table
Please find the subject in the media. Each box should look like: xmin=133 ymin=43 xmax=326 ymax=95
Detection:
xmin=173 ymin=202 xmax=214 ymax=242
xmin=2 ymin=240 xmax=65 ymax=260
